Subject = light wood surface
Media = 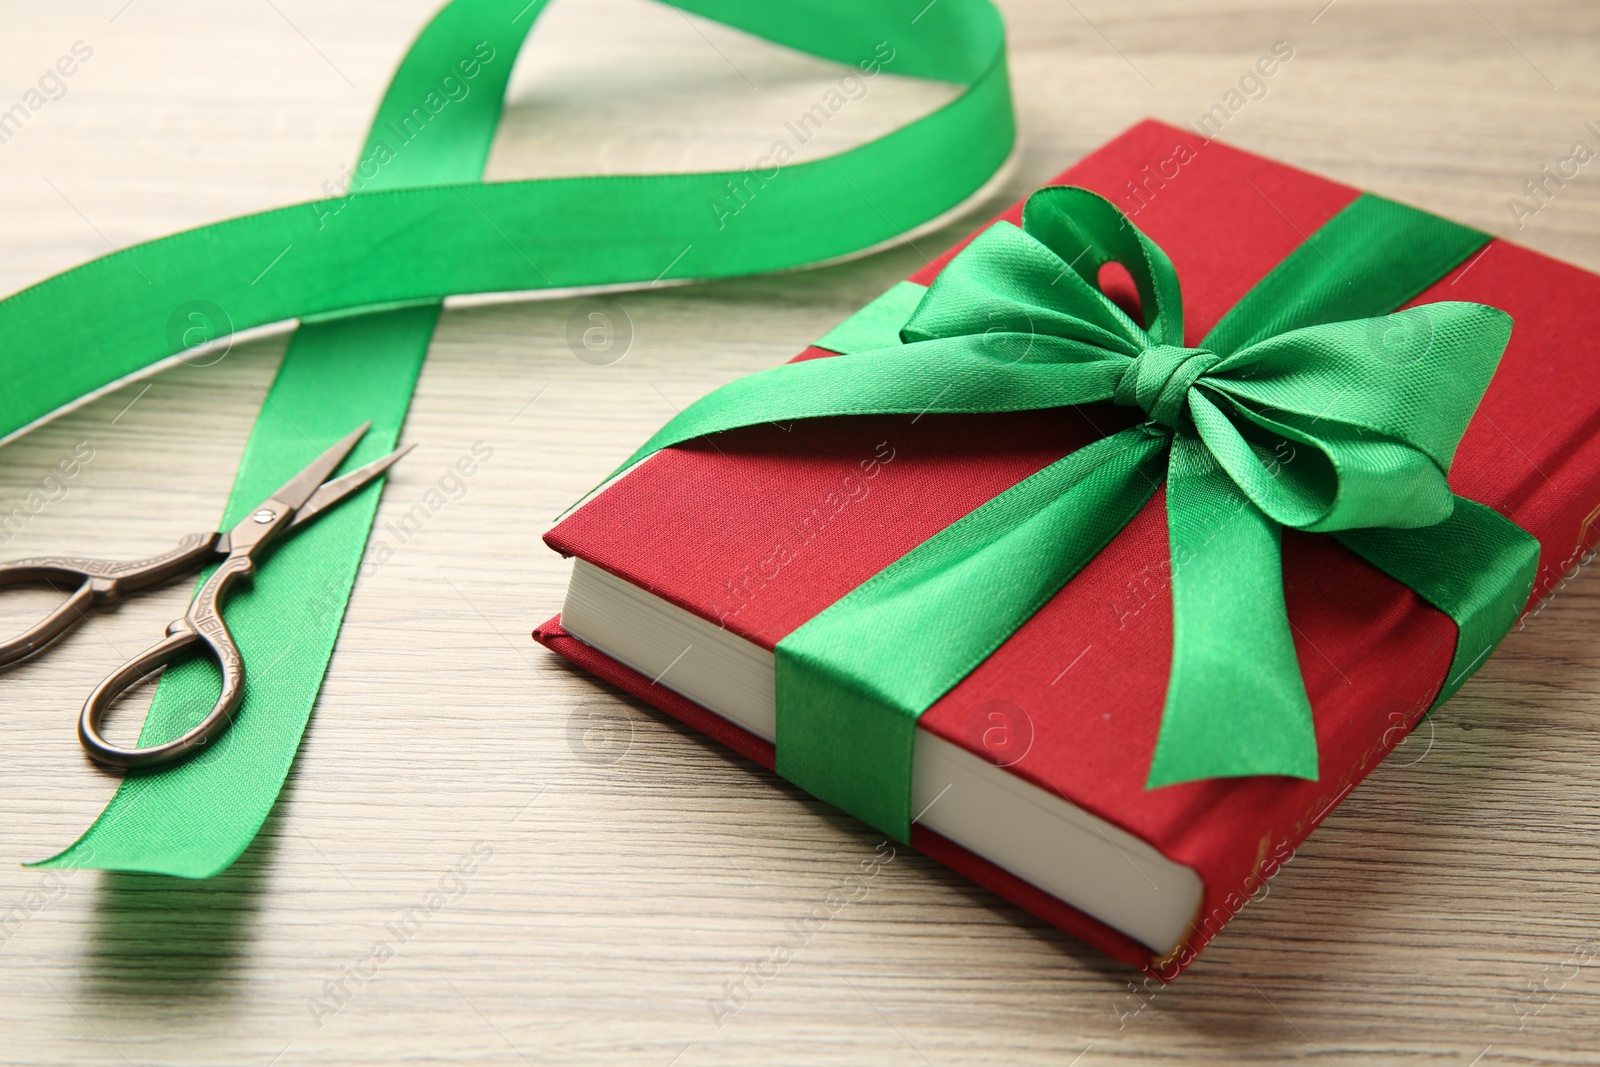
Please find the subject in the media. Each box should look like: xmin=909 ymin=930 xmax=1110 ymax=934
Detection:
xmin=2 ymin=1 xmax=1599 ymax=1064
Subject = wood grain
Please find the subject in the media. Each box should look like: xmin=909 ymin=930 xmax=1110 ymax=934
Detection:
xmin=2 ymin=1 xmax=1598 ymax=1063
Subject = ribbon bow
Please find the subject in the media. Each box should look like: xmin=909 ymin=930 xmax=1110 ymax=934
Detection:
xmin=610 ymin=185 xmax=1537 ymax=840
xmin=894 ymin=184 xmax=1510 ymax=783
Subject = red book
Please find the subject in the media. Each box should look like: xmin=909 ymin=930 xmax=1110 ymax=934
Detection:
xmin=535 ymin=119 xmax=1600 ymax=976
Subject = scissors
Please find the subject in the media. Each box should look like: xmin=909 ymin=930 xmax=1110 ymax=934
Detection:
xmin=0 ymin=423 xmax=410 ymax=770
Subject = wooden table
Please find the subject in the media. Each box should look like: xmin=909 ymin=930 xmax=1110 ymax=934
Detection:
xmin=2 ymin=1 xmax=1598 ymax=1063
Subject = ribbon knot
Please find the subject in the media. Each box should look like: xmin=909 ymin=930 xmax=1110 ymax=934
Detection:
xmin=1114 ymin=344 xmax=1219 ymax=430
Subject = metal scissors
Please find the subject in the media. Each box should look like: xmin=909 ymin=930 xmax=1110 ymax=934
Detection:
xmin=0 ymin=423 xmax=410 ymax=770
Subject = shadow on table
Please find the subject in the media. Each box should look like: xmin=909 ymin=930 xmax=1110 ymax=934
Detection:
xmin=80 ymin=772 xmax=296 ymax=1003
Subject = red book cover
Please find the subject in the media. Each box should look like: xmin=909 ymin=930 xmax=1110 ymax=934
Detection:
xmin=534 ymin=119 xmax=1600 ymax=976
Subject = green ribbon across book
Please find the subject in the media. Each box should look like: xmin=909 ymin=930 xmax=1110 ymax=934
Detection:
xmin=596 ymin=185 xmax=1540 ymax=841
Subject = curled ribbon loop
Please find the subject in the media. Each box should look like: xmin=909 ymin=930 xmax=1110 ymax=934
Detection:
xmin=603 ymin=185 xmax=1540 ymax=841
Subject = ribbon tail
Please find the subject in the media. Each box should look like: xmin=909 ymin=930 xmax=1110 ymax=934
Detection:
xmin=1148 ymin=433 xmax=1319 ymax=788
xmin=776 ymin=426 xmax=1167 ymax=841
xmin=31 ymin=309 xmax=434 ymax=876
xmin=603 ymin=341 xmax=1125 ymax=486
xmin=1336 ymin=496 xmax=1539 ymax=710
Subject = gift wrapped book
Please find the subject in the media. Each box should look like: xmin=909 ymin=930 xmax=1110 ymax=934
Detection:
xmin=535 ymin=120 xmax=1600 ymax=977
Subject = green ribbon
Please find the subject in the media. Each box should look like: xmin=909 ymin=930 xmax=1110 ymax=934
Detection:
xmin=10 ymin=0 xmax=1016 ymax=876
xmin=605 ymin=186 xmax=1541 ymax=842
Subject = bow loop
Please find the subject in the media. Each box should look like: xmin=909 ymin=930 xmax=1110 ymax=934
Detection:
xmin=1205 ymin=304 xmax=1512 ymax=473
xmin=900 ymin=220 xmax=1147 ymax=361
xmin=1185 ymin=303 xmax=1512 ymax=534
xmin=1021 ymin=186 xmax=1186 ymax=348
xmin=901 ymin=187 xmax=1194 ymax=368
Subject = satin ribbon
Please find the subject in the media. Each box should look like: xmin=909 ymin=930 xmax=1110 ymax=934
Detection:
xmin=605 ymin=186 xmax=1541 ymax=841
xmin=12 ymin=0 xmax=1016 ymax=876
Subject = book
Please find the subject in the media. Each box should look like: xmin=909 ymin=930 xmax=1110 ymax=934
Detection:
xmin=535 ymin=119 xmax=1600 ymax=974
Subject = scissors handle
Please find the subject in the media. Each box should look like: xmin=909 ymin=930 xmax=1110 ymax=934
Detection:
xmin=78 ymin=553 xmax=250 ymax=769
xmin=0 ymin=532 xmax=221 ymax=667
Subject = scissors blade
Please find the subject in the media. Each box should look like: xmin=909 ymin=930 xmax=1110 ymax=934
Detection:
xmin=287 ymin=444 xmax=414 ymax=531
xmin=262 ymin=422 xmax=371 ymax=513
